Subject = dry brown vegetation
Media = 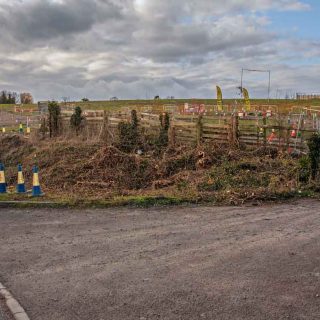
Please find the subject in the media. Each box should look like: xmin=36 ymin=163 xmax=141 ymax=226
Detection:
xmin=1 ymin=134 xmax=316 ymax=205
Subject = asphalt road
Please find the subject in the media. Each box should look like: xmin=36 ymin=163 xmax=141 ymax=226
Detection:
xmin=0 ymin=200 xmax=320 ymax=320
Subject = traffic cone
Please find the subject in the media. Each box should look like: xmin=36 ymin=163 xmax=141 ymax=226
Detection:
xmin=268 ymin=129 xmax=276 ymax=143
xmin=32 ymin=165 xmax=43 ymax=196
xmin=0 ymin=163 xmax=7 ymax=193
xmin=291 ymin=129 xmax=296 ymax=138
xmin=16 ymin=164 xmax=26 ymax=193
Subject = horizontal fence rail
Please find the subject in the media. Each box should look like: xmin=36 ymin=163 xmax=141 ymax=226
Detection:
xmin=2 ymin=107 xmax=320 ymax=152
xmin=57 ymin=111 xmax=319 ymax=152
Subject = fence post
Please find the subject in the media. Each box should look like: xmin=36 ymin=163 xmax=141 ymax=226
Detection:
xmin=228 ymin=115 xmax=233 ymax=143
xmin=232 ymin=114 xmax=239 ymax=144
xmin=263 ymin=116 xmax=267 ymax=148
xmin=228 ymin=114 xmax=239 ymax=144
xmin=300 ymin=116 xmax=305 ymax=151
xmin=286 ymin=127 xmax=290 ymax=151
xmin=169 ymin=122 xmax=176 ymax=147
xmin=196 ymin=115 xmax=203 ymax=146
xmin=100 ymin=111 xmax=109 ymax=143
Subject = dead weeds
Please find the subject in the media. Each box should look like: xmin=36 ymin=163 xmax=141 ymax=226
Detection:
xmin=0 ymin=135 xmax=314 ymax=205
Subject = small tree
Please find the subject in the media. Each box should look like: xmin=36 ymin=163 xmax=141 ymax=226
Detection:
xmin=131 ymin=109 xmax=139 ymax=141
xmin=0 ymin=91 xmax=18 ymax=104
xmin=48 ymin=101 xmax=61 ymax=137
xmin=0 ymin=91 xmax=6 ymax=103
xmin=70 ymin=106 xmax=84 ymax=134
xmin=307 ymin=133 xmax=320 ymax=180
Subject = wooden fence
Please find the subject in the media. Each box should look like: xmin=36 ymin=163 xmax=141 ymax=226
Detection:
xmin=59 ymin=110 xmax=320 ymax=152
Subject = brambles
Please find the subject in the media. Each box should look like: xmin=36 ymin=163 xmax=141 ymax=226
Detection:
xmin=161 ymin=150 xmax=197 ymax=176
xmin=199 ymin=159 xmax=271 ymax=192
xmin=198 ymin=179 xmax=224 ymax=192
xmin=0 ymin=133 xmax=318 ymax=205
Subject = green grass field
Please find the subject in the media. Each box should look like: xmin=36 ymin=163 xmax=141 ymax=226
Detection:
xmin=73 ymin=98 xmax=320 ymax=109
xmin=1 ymin=98 xmax=320 ymax=113
xmin=0 ymin=104 xmax=36 ymax=111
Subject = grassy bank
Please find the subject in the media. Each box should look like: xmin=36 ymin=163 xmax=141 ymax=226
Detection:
xmin=1 ymin=134 xmax=319 ymax=208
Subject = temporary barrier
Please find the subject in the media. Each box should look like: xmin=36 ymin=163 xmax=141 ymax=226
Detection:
xmin=268 ymin=129 xmax=276 ymax=143
xmin=32 ymin=165 xmax=43 ymax=196
xmin=16 ymin=164 xmax=26 ymax=193
xmin=0 ymin=163 xmax=7 ymax=193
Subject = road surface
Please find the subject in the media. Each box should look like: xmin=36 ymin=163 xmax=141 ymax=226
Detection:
xmin=0 ymin=200 xmax=320 ymax=319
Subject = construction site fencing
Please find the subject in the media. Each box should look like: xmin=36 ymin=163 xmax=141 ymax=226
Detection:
xmin=56 ymin=110 xmax=320 ymax=152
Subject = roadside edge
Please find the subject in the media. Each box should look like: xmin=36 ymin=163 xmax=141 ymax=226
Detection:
xmin=0 ymin=283 xmax=30 ymax=320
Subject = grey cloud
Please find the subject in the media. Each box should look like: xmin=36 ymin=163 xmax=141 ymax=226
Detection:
xmin=98 ymin=73 xmax=141 ymax=83
xmin=0 ymin=0 xmax=316 ymax=100
xmin=132 ymin=16 xmax=275 ymax=62
xmin=133 ymin=0 xmax=310 ymax=18
xmin=0 ymin=0 xmax=122 ymax=42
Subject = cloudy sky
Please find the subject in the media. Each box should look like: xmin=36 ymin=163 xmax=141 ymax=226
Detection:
xmin=0 ymin=0 xmax=319 ymax=101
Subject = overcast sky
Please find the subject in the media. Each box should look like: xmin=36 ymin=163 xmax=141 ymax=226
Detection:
xmin=0 ymin=0 xmax=319 ymax=101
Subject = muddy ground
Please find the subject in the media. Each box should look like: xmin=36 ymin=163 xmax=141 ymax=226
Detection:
xmin=0 ymin=200 xmax=319 ymax=320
